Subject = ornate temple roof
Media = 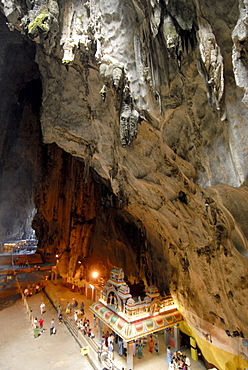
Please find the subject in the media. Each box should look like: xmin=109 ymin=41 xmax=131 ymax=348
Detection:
xmin=89 ymin=302 xmax=183 ymax=342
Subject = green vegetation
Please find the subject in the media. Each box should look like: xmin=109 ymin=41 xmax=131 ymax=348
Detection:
xmin=28 ymin=13 xmax=50 ymax=34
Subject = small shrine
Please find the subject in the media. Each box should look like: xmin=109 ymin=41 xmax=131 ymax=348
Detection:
xmin=89 ymin=267 xmax=183 ymax=343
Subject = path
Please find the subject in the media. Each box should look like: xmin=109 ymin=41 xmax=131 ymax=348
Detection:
xmin=0 ymin=290 xmax=93 ymax=370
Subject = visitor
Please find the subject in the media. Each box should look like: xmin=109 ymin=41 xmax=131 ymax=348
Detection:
xmin=66 ymin=301 xmax=71 ymax=314
xmin=80 ymin=301 xmax=85 ymax=315
xmin=108 ymin=339 xmax=114 ymax=360
xmin=108 ymin=333 xmax=114 ymax=348
xmin=167 ymin=345 xmax=173 ymax=365
xmin=40 ymin=301 xmax=45 ymax=315
xmin=39 ymin=317 xmax=44 ymax=333
xmin=154 ymin=341 xmax=159 ymax=354
xmin=137 ymin=340 xmax=143 ymax=359
xmin=74 ymin=311 xmax=78 ymax=322
xmin=33 ymin=317 xmax=39 ymax=338
xmin=118 ymin=337 xmax=123 ymax=356
xmin=101 ymin=333 xmax=106 ymax=348
xmin=185 ymin=355 xmax=191 ymax=369
xmin=72 ymin=299 xmax=78 ymax=308
xmin=33 ymin=317 xmax=38 ymax=328
xmin=169 ymin=360 xmax=175 ymax=370
xmin=86 ymin=319 xmax=90 ymax=329
xmin=182 ymin=361 xmax=188 ymax=370
xmin=132 ymin=340 xmax=136 ymax=356
xmin=50 ymin=319 xmax=55 ymax=335
xmin=105 ymin=331 xmax=110 ymax=347
xmin=123 ymin=340 xmax=127 ymax=357
xmin=148 ymin=335 xmax=155 ymax=353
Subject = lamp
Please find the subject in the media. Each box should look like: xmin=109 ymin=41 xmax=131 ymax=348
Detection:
xmin=92 ymin=271 xmax=99 ymax=279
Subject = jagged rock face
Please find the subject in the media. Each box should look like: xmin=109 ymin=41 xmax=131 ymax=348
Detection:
xmin=2 ymin=0 xmax=246 ymax=188
xmin=0 ymin=12 xmax=41 ymax=240
xmin=32 ymin=144 xmax=170 ymax=291
xmin=1 ymin=0 xmax=248 ymax=368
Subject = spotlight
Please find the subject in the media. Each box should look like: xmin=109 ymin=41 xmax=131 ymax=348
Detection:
xmin=92 ymin=271 xmax=99 ymax=279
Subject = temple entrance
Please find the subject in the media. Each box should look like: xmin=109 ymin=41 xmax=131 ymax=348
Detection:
xmin=90 ymin=267 xmax=184 ymax=370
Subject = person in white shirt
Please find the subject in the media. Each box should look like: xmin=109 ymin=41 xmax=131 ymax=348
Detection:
xmin=40 ymin=302 xmax=45 ymax=314
xmin=185 ymin=355 xmax=191 ymax=369
xmin=168 ymin=361 xmax=175 ymax=370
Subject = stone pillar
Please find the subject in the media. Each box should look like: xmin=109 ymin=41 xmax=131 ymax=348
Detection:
xmin=51 ymin=269 xmax=57 ymax=284
xmin=127 ymin=341 xmax=134 ymax=370
xmin=174 ymin=324 xmax=180 ymax=351
xmin=98 ymin=319 xmax=103 ymax=344
xmin=164 ymin=328 xmax=171 ymax=346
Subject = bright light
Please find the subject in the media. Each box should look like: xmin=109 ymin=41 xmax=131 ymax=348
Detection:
xmin=55 ymin=254 xmax=59 ymax=258
xmin=92 ymin=271 xmax=99 ymax=279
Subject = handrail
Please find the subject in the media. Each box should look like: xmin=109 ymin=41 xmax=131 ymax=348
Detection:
xmin=61 ymin=313 xmax=120 ymax=370
xmin=16 ymin=276 xmax=35 ymax=331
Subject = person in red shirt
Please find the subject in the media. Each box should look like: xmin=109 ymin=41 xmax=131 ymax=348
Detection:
xmin=39 ymin=318 xmax=44 ymax=333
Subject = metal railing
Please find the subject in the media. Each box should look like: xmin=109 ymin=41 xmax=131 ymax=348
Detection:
xmin=17 ymin=277 xmax=121 ymax=370
xmin=61 ymin=312 xmax=120 ymax=370
xmin=16 ymin=277 xmax=35 ymax=330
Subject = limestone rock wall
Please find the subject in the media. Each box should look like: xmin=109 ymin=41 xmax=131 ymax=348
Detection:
xmin=0 ymin=12 xmax=41 ymax=241
xmin=2 ymin=0 xmax=247 ymax=187
xmin=1 ymin=0 xmax=248 ymax=368
xmin=32 ymin=143 xmax=168 ymax=290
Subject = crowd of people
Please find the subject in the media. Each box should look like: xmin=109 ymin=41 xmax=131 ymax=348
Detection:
xmin=32 ymin=305 xmax=56 ymax=338
xmin=167 ymin=346 xmax=191 ymax=369
xmin=62 ymin=298 xmax=95 ymax=338
xmin=98 ymin=331 xmax=160 ymax=362
xmin=25 ymin=287 xmax=193 ymax=369
xmin=98 ymin=332 xmax=191 ymax=369
xmin=23 ymin=282 xmax=44 ymax=297
xmin=76 ymin=316 xmax=95 ymax=338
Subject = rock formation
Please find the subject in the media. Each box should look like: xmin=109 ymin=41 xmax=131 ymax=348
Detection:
xmin=1 ymin=0 xmax=248 ymax=368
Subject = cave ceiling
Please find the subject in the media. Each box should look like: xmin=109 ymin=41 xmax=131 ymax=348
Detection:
xmin=0 ymin=0 xmax=248 ymax=368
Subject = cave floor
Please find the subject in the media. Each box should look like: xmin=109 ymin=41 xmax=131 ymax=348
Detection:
xmin=0 ymin=272 xmax=208 ymax=370
xmin=42 ymin=279 xmax=208 ymax=370
xmin=0 ymin=285 xmax=93 ymax=369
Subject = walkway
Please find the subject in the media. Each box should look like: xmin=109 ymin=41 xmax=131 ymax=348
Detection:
xmin=43 ymin=279 xmax=207 ymax=370
xmin=0 ymin=272 xmax=208 ymax=370
xmin=0 ymin=287 xmax=93 ymax=370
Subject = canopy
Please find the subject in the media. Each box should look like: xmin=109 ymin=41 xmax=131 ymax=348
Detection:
xmin=89 ymin=302 xmax=183 ymax=342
